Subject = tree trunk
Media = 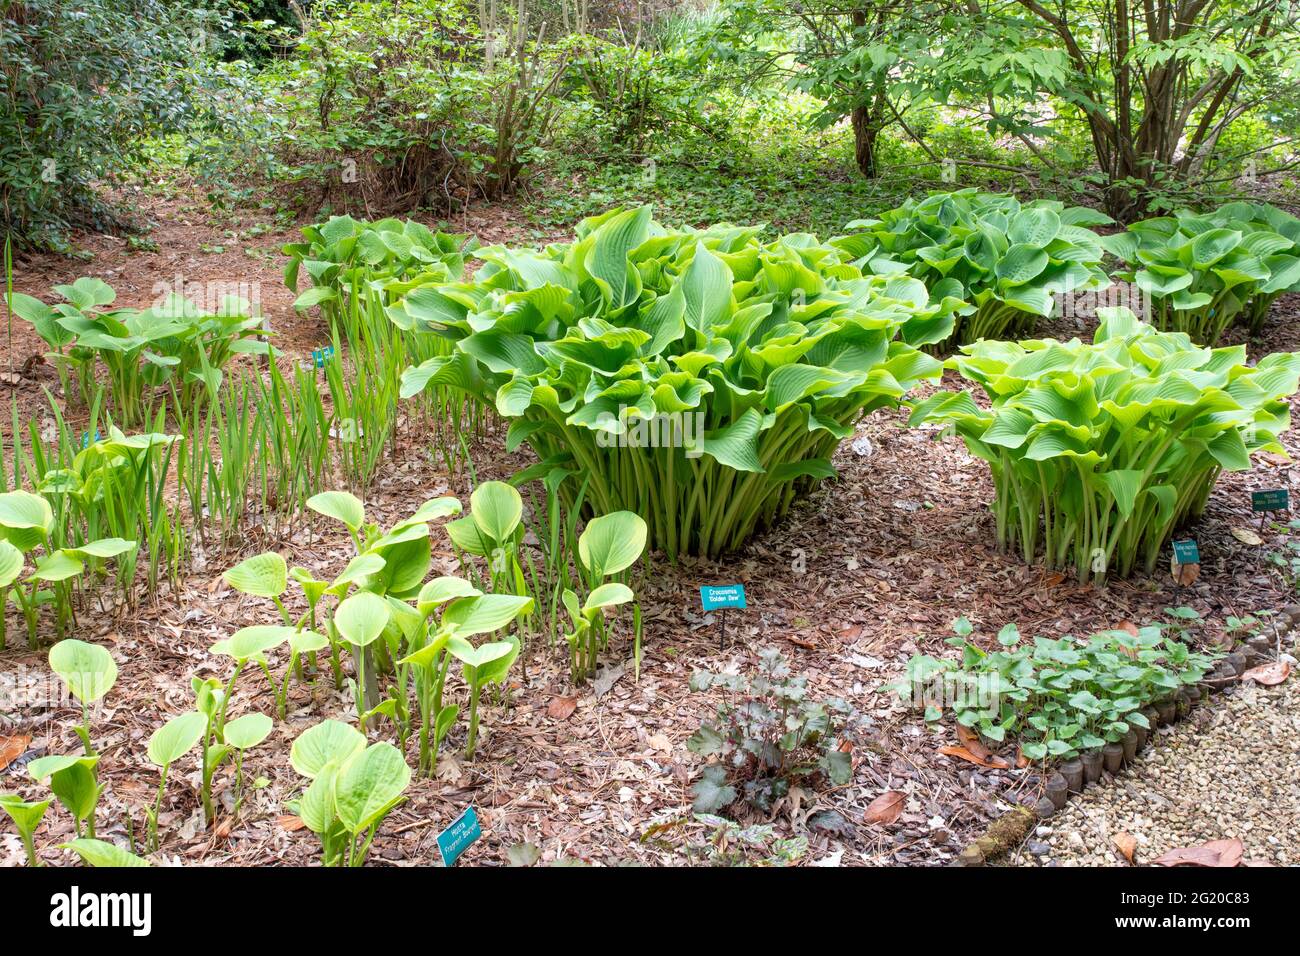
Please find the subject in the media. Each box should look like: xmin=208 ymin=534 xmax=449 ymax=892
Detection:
xmin=852 ymin=103 xmax=880 ymax=179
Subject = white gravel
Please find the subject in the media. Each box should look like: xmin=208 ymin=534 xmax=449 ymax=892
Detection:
xmin=1009 ymin=676 xmax=1299 ymax=867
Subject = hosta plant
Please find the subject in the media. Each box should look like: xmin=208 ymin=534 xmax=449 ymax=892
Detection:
xmin=0 ymin=489 xmax=135 ymax=648
xmin=6 ymin=279 xmax=270 ymax=422
xmin=562 ymin=510 xmax=647 ymax=683
xmin=1100 ymin=203 xmax=1300 ymax=345
xmin=687 ymin=647 xmax=853 ymax=816
xmin=911 ymin=308 xmax=1300 ymax=584
xmin=0 ymin=793 xmax=52 ymax=866
xmin=284 ymin=216 xmax=473 ymax=336
xmin=288 ymin=720 xmax=411 ymax=867
xmin=836 ymin=189 xmax=1112 ymax=350
xmin=400 ymin=206 xmax=958 ymax=559
xmin=895 ymin=618 xmax=1217 ymax=762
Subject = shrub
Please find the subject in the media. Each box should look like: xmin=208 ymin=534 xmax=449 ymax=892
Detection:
xmin=910 ymin=307 xmax=1300 ymax=584
xmin=1100 ymin=202 xmax=1300 ymax=345
xmin=399 ymin=205 xmax=958 ymax=559
xmin=896 ymin=618 xmax=1217 ymax=762
xmin=687 ymin=647 xmax=853 ymax=815
xmin=835 ymin=189 xmax=1113 ymax=350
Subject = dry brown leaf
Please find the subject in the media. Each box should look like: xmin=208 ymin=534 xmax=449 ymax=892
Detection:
xmin=1112 ymin=832 xmax=1137 ymax=864
xmin=1171 ymin=558 xmax=1201 ymax=587
xmin=1116 ymin=620 xmax=1139 ymax=636
xmin=278 ymin=814 xmax=306 ymax=832
xmin=1242 ymin=660 xmax=1290 ymax=686
xmin=787 ymin=636 xmax=818 ymax=650
xmin=955 ymin=724 xmax=991 ymax=760
xmin=863 ymin=791 xmax=905 ymax=825
xmin=1041 ymin=571 xmax=1066 ymax=588
xmin=547 ymin=696 xmax=578 ymax=720
xmin=1153 ymin=838 xmax=1243 ymax=868
xmin=938 ymin=745 xmax=1010 ymax=769
xmin=1231 ymin=527 xmax=1263 ymax=546
xmin=0 ymin=734 xmax=31 ymax=772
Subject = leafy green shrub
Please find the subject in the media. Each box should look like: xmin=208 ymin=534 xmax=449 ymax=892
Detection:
xmin=0 ymin=490 xmax=135 ymax=649
xmin=836 ymin=189 xmax=1113 ymax=350
xmin=0 ymin=0 xmax=223 ymax=246
xmin=399 ymin=205 xmax=957 ymax=559
xmin=910 ymin=307 xmax=1300 ymax=584
xmin=896 ymin=618 xmax=1217 ymax=761
xmin=7 ymin=278 xmax=269 ymax=424
xmin=1100 ymin=202 xmax=1300 ymax=345
xmin=687 ymin=647 xmax=853 ymax=815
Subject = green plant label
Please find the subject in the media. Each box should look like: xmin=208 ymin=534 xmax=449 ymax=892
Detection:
xmin=436 ymin=806 xmax=480 ymax=866
xmin=1172 ymin=539 xmax=1200 ymax=565
xmin=700 ymin=585 xmax=747 ymax=611
xmin=1251 ymin=489 xmax=1288 ymax=512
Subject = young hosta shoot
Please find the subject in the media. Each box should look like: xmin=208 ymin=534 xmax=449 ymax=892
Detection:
xmin=145 ymin=711 xmax=207 ymax=850
xmin=28 ymin=755 xmax=103 ymax=839
xmin=911 ymin=308 xmax=1300 ymax=583
xmin=60 ymin=838 xmax=150 ymax=867
xmin=837 ymin=189 xmax=1112 ymax=349
xmin=222 ymin=712 xmax=273 ymax=814
xmin=448 ymin=638 xmax=520 ymax=760
xmin=447 ymin=481 xmax=529 ymax=601
xmin=0 ymin=490 xmax=136 ymax=648
xmin=0 ymin=793 xmax=52 ymax=866
xmin=1101 ymin=204 xmax=1300 ymax=345
xmin=289 ymin=720 xmax=410 ymax=867
xmin=48 ymin=639 xmax=117 ymax=754
xmin=564 ymin=511 xmax=647 ymax=682
xmin=400 ymin=206 xmax=955 ymax=559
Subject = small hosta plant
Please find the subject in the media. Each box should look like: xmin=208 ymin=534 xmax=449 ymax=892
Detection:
xmin=6 ymin=279 xmax=269 ymax=422
xmin=687 ymin=647 xmax=853 ymax=816
xmin=1101 ymin=203 xmax=1300 ymax=345
xmin=288 ymin=720 xmax=411 ymax=867
xmin=0 ymin=793 xmax=52 ymax=866
xmin=895 ymin=619 xmax=1217 ymax=762
xmin=400 ymin=206 xmax=956 ymax=559
xmin=562 ymin=510 xmax=647 ymax=683
xmin=911 ymin=308 xmax=1300 ymax=583
xmin=0 ymin=489 xmax=135 ymax=648
xmin=836 ymin=189 xmax=1112 ymax=350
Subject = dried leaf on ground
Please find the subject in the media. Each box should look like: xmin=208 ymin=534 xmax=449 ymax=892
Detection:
xmin=547 ymin=696 xmax=578 ymax=719
xmin=1231 ymin=527 xmax=1263 ymax=546
xmin=0 ymin=734 xmax=31 ymax=771
xmin=1112 ymin=832 xmax=1137 ymax=864
xmin=1152 ymin=838 xmax=1243 ymax=868
xmin=938 ymin=745 xmax=1010 ymax=769
xmin=1242 ymin=660 xmax=1290 ymax=686
xmin=864 ymin=791 xmax=905 ymax=825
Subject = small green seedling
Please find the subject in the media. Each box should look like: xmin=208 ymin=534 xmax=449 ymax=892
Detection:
xmin=60 ymin=837 xmax=150 ymax=867
xmin=28 ymin=754 xmax=103 ymax=839
xmin=222 ymin=711 xmax=273 ymax=814
xmin=0 ymin=793 xmax=52 ymax=866
xmin=145 ymin=710 xmax=207 ymax=851
xmin=48 ymin=638 xmax=118 ymax=755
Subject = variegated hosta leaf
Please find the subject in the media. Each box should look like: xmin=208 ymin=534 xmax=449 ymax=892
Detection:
xmin=912 ymin=308 xmax=1300 ymax=583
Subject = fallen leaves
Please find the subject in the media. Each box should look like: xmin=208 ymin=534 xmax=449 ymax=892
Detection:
xmin=277 ymin=814 xmax=306 ymax=832
xmin=1153 ymin=838 xmax=1244 ymax=868
xmin=0 ymin=734 xmax=31 ymax=772
xmin=1231 ymin=527 xmax=1263 ymax=546
xmin=1242 ymin=660 xmax=1290 ymax=686
xmin=547 ymin=696 xmax=578 ymax=720
xmin=1112 ymin=832 xmax=1137 ymax=864
xmin=863 ymin=790 xmax=905 ymax=825
xmin=1170 ymin=557 xmax=1201 ymax=587
xmin=938 ymin=745 xmax=1010 ymax=769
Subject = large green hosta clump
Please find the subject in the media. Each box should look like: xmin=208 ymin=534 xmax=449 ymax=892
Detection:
xmin=911 ymin=308 xmax=1300 ymax=585
xmin=1101 ymin=202 xmax=1300 ymax=345
xmin=397 ymin=206 xmax=960 ymax=559
xmin=835 ymin=189 xmax=1112 ymax=350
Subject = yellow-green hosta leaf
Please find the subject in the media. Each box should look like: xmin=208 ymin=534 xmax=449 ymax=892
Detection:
xmin=578 ymin=511 xmax=648 ymax=578
xmin=583 ymin=582 xmax=634 ymax=617
xmin=223 ymin=712 xmax=273 ymax=750
xmin=48 ymin=640 xmax=117 ymax=703
xmin=60 ymin=838 xmax=149 ymax=868
xmin=147 ymin=711 xmax=207 ymax=767
xmin=307 ymin=490 xmax=365 ymax=531
xmin=469 ymin=481 xmax=522 ymax=544
xmin=333 ymin=591 xmax=392 ymax=647
xmin=333 ymin=742 xmax=410 ymax=835
xmin=223 ymin=551 xmax=288 ymax=598
xmin=291 ymin=720 xmax=366 ymax=778
xmin=0 ymin=490 xmax=55 ymax=536
xmin=441 ymin=593 xmax=534 ymax=638
xmin=0 ymin=540 xmax=26 ymax=588
xmin=214 ymin=625 xmax=295 ymax=660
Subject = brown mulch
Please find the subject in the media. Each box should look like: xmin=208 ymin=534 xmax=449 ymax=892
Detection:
xmin=2 ymin=188 xmax=1299 ymax=867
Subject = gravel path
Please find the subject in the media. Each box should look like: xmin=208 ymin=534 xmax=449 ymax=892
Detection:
xmin=1008 ymin=676 xmax=1299 ymax=867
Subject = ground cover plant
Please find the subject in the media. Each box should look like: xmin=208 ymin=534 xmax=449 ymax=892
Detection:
xmin=910 ymin=308 xmax=1300 ymax=584
xmin=399 ymin=205 xmax=960 ymax=558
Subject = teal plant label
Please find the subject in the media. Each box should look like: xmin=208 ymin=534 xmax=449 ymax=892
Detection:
xmin=1172 ymin=539 xmax=1200 ymax=565
xmin=700 ymin=584 xmax=747 ymax=611
xmin=80 ymin=429 xmax=101 ymax=449
xmin=1251 ymin=489 xmax=1288 ymax=512
xmin=312 ymin=345 xmax=335 ymax=368
xmin=436 ymin=806 xmax=481 ymax=866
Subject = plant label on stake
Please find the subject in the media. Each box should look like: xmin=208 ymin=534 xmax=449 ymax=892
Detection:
xmin=80 ymin=430 xmax=101 ymax=449
xmin=312 ymin=345 xmax=335 ymax=370
xmin=1252 ymin=489 xmax=1288 ymax=530
xmin=700 ymin=585 xmax=746 ymax=650
xmin=436 ymin=806 xmax=481 ymax=866
xmin=1171 ymin=538 xmax=1200 ymax=587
